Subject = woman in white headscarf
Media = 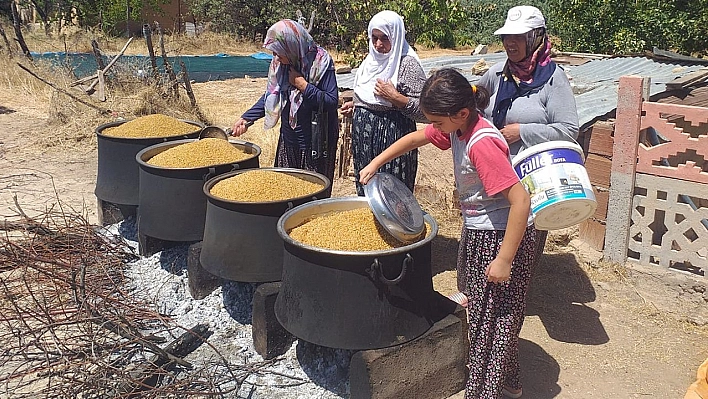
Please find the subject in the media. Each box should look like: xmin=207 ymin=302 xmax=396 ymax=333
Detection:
xmin=341 ymin=10 xmax=427 ymax=196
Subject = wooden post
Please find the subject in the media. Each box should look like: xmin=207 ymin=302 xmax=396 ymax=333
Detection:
xmin=604 ymin=76 xmax=645 ymax=263
xmin=91 ymin=40 xmax=106 ymax=70
xmin=337 ymin=90 xmax=354 ymax=179
xmin=179 ymin=59 xmax=207 ymax=122
xmin=97 ymin=68 xmax=106 ymax=101
xmin=156 ymin=22 xmax=179 ymax=99
xmin=143 ymin=24 xmax=159 ymax=81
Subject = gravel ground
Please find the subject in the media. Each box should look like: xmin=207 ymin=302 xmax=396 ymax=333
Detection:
xmin=107 ymin=217 xmax=351 ymax=399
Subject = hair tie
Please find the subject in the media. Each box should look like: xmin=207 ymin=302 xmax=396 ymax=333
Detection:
xmin=472 ymin=85 xmax=477 ymax=94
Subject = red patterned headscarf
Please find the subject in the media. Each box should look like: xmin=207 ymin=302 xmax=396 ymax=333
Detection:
xmin=262 ymin=20 xmax=332 ymax=129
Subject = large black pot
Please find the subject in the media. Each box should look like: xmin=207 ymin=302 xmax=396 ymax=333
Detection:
xmin=201 ymin=168 xmax=331 ymax=282
xmin=136 ymin=138 xmax=261 ymax=242
xmin=94 ymin=119 xmax=204 ymax=207
xmin=275 ymin=197 xmax=439 ymax=350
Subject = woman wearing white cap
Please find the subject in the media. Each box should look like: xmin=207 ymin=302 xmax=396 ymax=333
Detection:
xmin=479 ymin=5 xmax=578 ymax=156
xmin=340 ymin=10 xmax=428 ymax=196
xmin=451 ymin=5 xmax=579 ymax=399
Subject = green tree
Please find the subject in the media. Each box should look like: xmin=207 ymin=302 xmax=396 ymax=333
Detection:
xmin=547 ymin=0 xmax=708 ymax=55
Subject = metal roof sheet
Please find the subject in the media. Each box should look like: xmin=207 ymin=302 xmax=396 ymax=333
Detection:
xmin=336 ymin=53 xmax=707 ymax=130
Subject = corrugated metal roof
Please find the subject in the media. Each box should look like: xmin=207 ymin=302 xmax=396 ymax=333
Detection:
xmin=336 ymin=53 xmax=708 ymax=130
xmin=652 ymin=82 xmax=708 ymax=108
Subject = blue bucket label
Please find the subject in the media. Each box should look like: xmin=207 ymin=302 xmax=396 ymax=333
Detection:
xmin=513 ymin=147 xmax=595 ymax=218
xmin=514 ymin=148 xmax=584 ymax=179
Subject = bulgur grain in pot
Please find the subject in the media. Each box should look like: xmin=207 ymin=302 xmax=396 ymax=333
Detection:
xmin=146 ymin=138 xmax=251 ymax=168
xmin=288 ymin=207 xmax=427 ymax=252
xmin=210 ymin=170 xmax=324 ymax=202
xmin=101 ymin=114 xmax=198 ymax=138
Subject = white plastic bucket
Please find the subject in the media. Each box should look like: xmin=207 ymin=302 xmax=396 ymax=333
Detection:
xmin=512 ymin=141 xmax=597 ymax=230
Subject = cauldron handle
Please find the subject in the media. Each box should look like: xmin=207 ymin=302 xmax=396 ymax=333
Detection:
xmin=203 ymin=167 xmax=217 ymax=181
xmin=368 ymin=254 xmax=410 ymax=285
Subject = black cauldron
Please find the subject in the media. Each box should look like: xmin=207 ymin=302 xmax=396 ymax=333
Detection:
xmin=200 ymin=168 xmax=331 ymax=282
xmin=275 ymin=197 xmax=439 ymax=350
xmin=135 ymin=138 xmax=261 ymax=242
xmin=94 ymin=119 xmax=203 ymax=207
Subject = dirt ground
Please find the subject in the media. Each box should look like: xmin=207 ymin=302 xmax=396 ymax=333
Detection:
xmin=1 ymin=76 xmax=707 ymax=399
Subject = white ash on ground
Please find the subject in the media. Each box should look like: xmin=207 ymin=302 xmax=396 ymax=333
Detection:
xmin=106 ymin=217 xmax=352 ymax=398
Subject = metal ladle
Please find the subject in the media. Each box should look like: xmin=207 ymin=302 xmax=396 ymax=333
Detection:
xmin=198 ymin=126 xmax=230 ymax=140
xmin=198 ymin=121 xmax=254 ymax=140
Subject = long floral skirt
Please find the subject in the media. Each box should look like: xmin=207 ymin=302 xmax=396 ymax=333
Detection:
xmin=458 ymin=226 xmax=536 ymax=399
xmin=275 ymin=136 xmax=337 ymax=198
xmin=351 ymin=107 xmax=417 ymax=196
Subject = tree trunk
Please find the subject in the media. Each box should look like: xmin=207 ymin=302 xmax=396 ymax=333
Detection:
xmin=10 ymin=2 xmax=32 ymax=61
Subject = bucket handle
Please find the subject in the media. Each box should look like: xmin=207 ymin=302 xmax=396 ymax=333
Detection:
xmin=367 ymin=254 xmax=411 ymax=285
xmin=230 ymin=163 xmax=241 ymax=172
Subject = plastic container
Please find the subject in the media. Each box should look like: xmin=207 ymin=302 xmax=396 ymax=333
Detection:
xmin=512 ymin=141 xmax=597 ymax=230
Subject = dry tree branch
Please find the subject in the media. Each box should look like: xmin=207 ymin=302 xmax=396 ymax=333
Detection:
xmin=16 ymin=63 xmax=111 ymax=115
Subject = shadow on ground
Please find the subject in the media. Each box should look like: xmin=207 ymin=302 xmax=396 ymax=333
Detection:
xmin=519 ymin=338 xmax=562 ymax=398
xmin=526 ymin=252 xmax=609 ymax=345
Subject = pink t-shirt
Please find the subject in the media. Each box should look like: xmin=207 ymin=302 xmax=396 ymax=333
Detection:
xmin=425 ymin=116 xmax=526 ymax=229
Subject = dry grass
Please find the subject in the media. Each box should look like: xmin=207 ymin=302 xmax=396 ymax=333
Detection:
xmin=19 ymin=27 xmax=265 ymax=56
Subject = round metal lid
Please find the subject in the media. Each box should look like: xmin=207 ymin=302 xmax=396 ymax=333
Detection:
xmin=364 ymin=172 xmax=425 ymax=242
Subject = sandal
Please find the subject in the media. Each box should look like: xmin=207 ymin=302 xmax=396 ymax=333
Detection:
xmin=447 ymin=292 xmax=468 ymax=308
xmin=502 ymin=386 xmax=522 ymax=398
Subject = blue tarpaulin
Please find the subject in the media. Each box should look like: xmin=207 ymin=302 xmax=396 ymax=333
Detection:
xmin=30 ymin=52 xmax=271 ymax=82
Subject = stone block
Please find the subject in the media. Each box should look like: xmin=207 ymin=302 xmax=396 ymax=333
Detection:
xmin=472 ymin=44 xmax=488 ymax=55
xmin=349 ymin=313 xmax=467 ymax=399
xmin=187 ymin=242 xmax=222 ymax=300
xmin=137 ymin=231 xmax=181 ymax=257
xmin=96 ymin=198 xmax=137 ymax=226
xmin=252 ymin=282 xmax=295 ymax=359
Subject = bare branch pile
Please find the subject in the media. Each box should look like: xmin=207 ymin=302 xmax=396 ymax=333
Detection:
xmin=0 ymin=204 xmax=277 ymax=398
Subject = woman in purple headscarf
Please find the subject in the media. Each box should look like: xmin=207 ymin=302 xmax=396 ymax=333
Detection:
xmin=232 ymin=20 xmax=339 ymax=194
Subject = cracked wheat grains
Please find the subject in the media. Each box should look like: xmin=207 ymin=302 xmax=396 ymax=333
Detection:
xmin=146 ymin=138 xmax=251 ymax=168
xmin=288 ymin=207 xmax=426 ymax=252
xmin=101 ymin=114 xmax=199 ymax=138
xmin=209 ymin=170 xmax=324 ymax=202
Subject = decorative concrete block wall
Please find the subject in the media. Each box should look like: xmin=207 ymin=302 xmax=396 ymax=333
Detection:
xmin=603 ymin=75 xmax=708 ymax=276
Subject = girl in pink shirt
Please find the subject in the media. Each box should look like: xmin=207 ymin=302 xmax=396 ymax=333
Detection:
xmin=360 ymin=68 xmax=535 ymax=399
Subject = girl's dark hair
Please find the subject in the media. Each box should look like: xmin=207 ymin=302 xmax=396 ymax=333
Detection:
xmin=420 ymin=68 xmax=490 ymax=119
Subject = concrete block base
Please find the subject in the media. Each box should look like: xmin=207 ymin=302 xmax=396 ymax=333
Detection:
xmin=186 ymin=242 xmax=222 ymax=300
xmin=252 ymin=282 xmax=294 ymax=359
xmin=137 ymin=230 xmax=185 ymax=257
xmin=96 ymin=198 xmax=137 ymax=226
xmin=349 ymin=312 xmax=467 ymax=399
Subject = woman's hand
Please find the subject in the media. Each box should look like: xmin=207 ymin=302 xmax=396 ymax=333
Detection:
xmin=358 ymin=164 xmax=378 ymax=185
xmin=231 ymin=118 xmax=250 ymax=136
xmin=289 ymin=66 xmax=308 ymax=92
xmin=485 ymin=257 xmax=512 ymax=283
xmin=500 ymin=123 xmax=521 ymax=144
xmin=340 ymin=100 xmax=354 ymax=117
xmin=374 ymin=79 xmax=400 ymax=102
